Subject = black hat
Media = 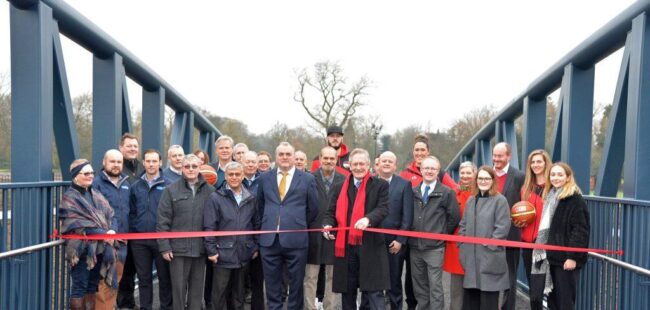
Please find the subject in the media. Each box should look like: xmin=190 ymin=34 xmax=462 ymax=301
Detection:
xmin=326 ymin=125 xmax=344 ymax=136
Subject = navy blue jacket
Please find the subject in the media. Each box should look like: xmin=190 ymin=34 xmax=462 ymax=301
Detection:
xmin=208 ymin=162 xmax=227 ymax=189
xmin=162 ymin=167 xmax=182 ymax=184
xmin=243 ymin=171 xmax=261 ymax=196
xmin=256 ymin=168 xmax=319 ymax=248
xmin=129 ymin=172 xmax=167 ymax=233
xmin=380 ymin=175 xmax=414 ymax=244
xmin=203 ymin=186 xmax=260 ymax=268
xmin=92 ymin=171 xmax=130 ymax=234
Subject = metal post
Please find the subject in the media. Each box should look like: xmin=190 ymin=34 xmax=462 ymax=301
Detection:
xmin=142 ymin=87 xmax=165 ymax=157
xmin=92 ymin=53 xmax=124 ymax=169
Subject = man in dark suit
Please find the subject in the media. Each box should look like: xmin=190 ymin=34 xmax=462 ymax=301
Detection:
xmin=257 ymin=142 xmax=319 ymax=310
xmin=305 ymin=146 xmax=346 ymax=310
xmin=323 ymin=148 xmax=390 ymax=310
xmin=492 ymin=142 xmax=525 ymax=310
xmin=376 ymin=151 xmax=414 ymax=310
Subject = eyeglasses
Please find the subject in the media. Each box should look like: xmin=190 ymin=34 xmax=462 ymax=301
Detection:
xmin=477 ymin=177 xmax=493 ymax=182
xmin=183 ymin=164 xmax=199 ymax=170
xmin=421 ymin=167 xmax=439 ymax=171
xmin=80 ymin=171 xmax=95 ymax=177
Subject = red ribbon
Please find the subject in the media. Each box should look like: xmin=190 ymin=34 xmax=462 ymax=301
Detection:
xmin=52 ymin=227 xmax=623 ymax=256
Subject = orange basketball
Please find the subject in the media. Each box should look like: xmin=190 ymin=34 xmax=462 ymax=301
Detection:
xmin=199 ymin=165 xmax=218 ymax=186
xmin=511 ymin=201 xmax=536 ymax=226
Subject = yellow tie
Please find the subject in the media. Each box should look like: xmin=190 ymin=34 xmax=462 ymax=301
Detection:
xmin=279 ymin=171 xmax=288 ymax=200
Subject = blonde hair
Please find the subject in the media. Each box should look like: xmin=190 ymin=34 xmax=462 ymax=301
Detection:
xmin=547 ymin=162 xmax=582 ymax=199
xmin=522 ymin=149 xmax=551 ymax=200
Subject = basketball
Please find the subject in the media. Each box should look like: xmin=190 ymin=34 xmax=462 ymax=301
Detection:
xmin=511 ymin=201 xmax=536 ymax=226
xmin=199 ymin=165 xmax=218 ymax=186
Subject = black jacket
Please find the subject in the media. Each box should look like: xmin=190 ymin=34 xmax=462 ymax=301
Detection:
xmin=499 ymin=167 xmax=525 ymax=241
xmin=380 ymin=175 xmax=414 ymax=245
xmin=547 ymin=192 xmax=590 ymax=268
xmin=203 ymin=186 xmax=260 ymax=268
xmin=307 ymin=169 xmax=345 ymax=265
xmin=409 ymin=181 xmax=460 ymax=250
xmin=157 ymin=177 xmax=215 ymax=257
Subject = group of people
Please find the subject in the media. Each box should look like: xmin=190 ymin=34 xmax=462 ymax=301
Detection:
xmin=60 ymin=125 xmax=590 ymax=310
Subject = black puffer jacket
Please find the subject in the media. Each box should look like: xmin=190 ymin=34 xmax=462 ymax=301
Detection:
xmin=547 ymin=192 xmax=590 ymax=268
xmin=157 ymin=178 xmax=215 ymax=257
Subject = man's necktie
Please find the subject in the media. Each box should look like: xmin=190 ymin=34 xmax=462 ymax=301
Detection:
xmin=422 ymin=185 xmax=431 ymax=204
xmin=355 ymin=180 xmax=361 ymax=189
xmin=279 ymin=172 xmax=288 ymax=200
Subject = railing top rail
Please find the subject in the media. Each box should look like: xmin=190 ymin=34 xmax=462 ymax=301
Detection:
xmin=589 ymin=252 xmax=650 ymax=277
xmin=0 ymin=240 xmax=65 ymax=260
xmin=0 ymin=181 xmax=71 ymax=189
xmin=38 ymin=0 xmax=221 ymax=136
xmin=585 ymin=195 xmax=650 ymax=206
xmin=447 ymin=0 xmax=650 ymax=170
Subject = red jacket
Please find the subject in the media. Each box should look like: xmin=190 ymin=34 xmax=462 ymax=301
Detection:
xmin=520 ymin=184 xmax=544 ymax=243
xmin=443 ymin=188 xmax=472 ymax=274
xmin=399 ymin=161 xmax=458 ymax=190
xmin=310 ymin=143 xmax=350 ymax=176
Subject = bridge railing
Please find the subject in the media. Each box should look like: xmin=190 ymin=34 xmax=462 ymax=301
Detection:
xmin=0 ymin=182 xmax=70 ymax=310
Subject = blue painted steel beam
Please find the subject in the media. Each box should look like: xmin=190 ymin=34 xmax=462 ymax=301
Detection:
xmin=624 ymin=13 xmax=650 ymax=200
xmin=10 ymin=2 xmax=53 ymax=182
xmin=52 ymin=21 xmax=80 ymax=180
xmin=521 ymin=96 xmax=546 ymax=164
xmin=596 ymin=36 xmax=630 ymax=196
xmin=476 ymin=139 xmax=491 ymax=166
xmin=92 ymin=53 xmax=124 ymax=169
xmin=560 ymin=63 xmax=594 ymax=193
xmin=550 ymin=94 xmax=564 ymax=162
xmin=141 ymin=87 xmax=165 ymax=158
xmin=39 ymin=0 xmax=221 ymax=136
xmin=121 ymin=70 xmax=132 ymax=134
xmin=182 ymin=112 xmax=195 ymax=154
xmin=501 ymin=121 xmax=520 ymax=170
xmin=170 ymin=112 xmax=187 ymax=150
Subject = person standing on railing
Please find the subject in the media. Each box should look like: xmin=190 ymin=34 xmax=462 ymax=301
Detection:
xmin=59 ymin=159 xmax=117 ymax=310
xmin=92 ymin=149 xmax=131 ymax=310
xmin=532 ymin=162 xmax=590 ymax=310
xmin=399 ymin=133 xmax=458 ymax=310
xmin=458 ymin=166 xmax=511 ymax=310
xmin=491 ymin=142 xmax=525 ymax=310
xmin=517 ymin=150 xmax=551 ymax=310
xmin=443 ymin=161 xmax=476 ymax=310
xmin=129 ymin=149 xmax=173 ymax=310
xmin=157 ymin=154 xmax=216 ymax=310
xmin=117 ymin=132 xmax=144 ymax=310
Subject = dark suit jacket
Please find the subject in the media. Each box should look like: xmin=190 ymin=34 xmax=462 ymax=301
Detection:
xmin=500 ymin=166 xmax=525 ymax=241
xmin=323 ymin=175 xmax=390 ymax=293
xmin=380 ymin=175 xmax=414 ymax=245
xmin=256 ymin=168 xmax=319 ymax=248
xmin=307 ymin=169 xmax=345 ymax=265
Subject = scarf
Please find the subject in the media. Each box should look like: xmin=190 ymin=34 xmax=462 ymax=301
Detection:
xmin=59 ymin=186 xmax=119 ymax=288
xmin=334 ymin=173 xmax=370 ymax=257
xmin=532 ymin=187 xmax=560 ymax=294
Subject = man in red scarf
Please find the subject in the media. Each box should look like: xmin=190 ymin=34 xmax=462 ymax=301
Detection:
xmin=322 ymin=148 xmax=390 ymax=310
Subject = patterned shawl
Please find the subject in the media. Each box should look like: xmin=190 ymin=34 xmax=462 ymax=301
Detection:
xmin=532 ymin=187 xmax=560 ymax=294
xmin=59 ymin=185 xmax=119 ymax=288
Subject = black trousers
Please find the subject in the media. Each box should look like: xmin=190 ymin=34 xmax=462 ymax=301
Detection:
xmin=249 ymin=255 xmax=265 ymax=310
xmin=385 ymin=241 xmax=406 ymax=310
xmin=131 ymin=239 xmax=173 ymax=310
xmin=316 ymin=264 xmax=326 ymax=301
xmin=462 ymin=288 xmax=499 ymax=310
xmin=521 ymin=248 xmax=546 ymax=310
xmin=341 ymin=246 xmax=386 ymax=310
xmin=404 ymin=245 xmax=417 ymax=309
xmin=548 ymin=265 xmax=579 ymax=310
xmin=205 ymin=259 xmax=214 ymax=307
xmin=212 ymin=266 xmax=246 ymax=310
xmin=501 ymin=247 xmax=520 ymax=310
xmin=117 ymin=242 xmax=137 ymax=308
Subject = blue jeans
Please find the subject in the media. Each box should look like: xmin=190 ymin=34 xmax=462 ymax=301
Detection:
xmin=69 ymin=251 xmax=103 ymax=298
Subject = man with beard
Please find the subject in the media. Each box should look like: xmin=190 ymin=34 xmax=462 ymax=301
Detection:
xmin=311 ymin=125 xmax=350 ymax=174
xmin=323 ymin=148 xmax=390 ymax=310
xmin=117 ymin=133 xmax=143 ymax=309
xmin=92 ymin=149 xmax=130 ymax=309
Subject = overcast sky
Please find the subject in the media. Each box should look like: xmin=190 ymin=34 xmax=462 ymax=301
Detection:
xmin=0 ymin=0 xmax=637 ymax=135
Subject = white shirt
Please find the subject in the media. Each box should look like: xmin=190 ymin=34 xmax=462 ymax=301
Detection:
xmin=420 ymin=180 xmax=437 ymax=196
xmin=277 ymin=166 xmax=296 ymax=194
xmin=495 ymin=163 xmax=510 ymax=177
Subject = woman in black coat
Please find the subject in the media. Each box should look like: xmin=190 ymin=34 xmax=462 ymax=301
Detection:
xmin=533 ymin=162 xmax=590 ymax=310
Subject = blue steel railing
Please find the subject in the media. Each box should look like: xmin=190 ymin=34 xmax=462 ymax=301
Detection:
xmin=0 ymin=182 xmax=70 ymax=310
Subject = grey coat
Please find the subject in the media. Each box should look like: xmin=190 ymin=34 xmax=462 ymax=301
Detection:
xmin=458 ymin=193 xmax=511 ymax=291
xmin=157 ymin=177 xmax=215 ymax=257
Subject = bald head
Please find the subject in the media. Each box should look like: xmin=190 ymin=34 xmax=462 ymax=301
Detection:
xmin=103 ymin=149 xmax=124 ymax=178
xmin=377 ymin=151 xmax=397 ymax=179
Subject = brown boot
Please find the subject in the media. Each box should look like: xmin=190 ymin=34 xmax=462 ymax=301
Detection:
xmin=69 ymin=297 xmax=84 ymax=310
xmin=82 ymin=293 xmax=96 ymax=310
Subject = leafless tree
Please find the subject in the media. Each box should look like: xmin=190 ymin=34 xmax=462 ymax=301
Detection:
xmin=294 ymin=61 xmax=371 ymax=129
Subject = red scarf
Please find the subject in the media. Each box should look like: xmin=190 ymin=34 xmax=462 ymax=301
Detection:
xmin=334 ymin=173 xmax=370 ymax=257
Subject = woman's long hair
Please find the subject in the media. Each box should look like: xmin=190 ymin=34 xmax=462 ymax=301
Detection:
xmin=547 ymin=162 xmax=582 ymax=199
xmin=522 ymin=149 xmax=551 ymax=200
